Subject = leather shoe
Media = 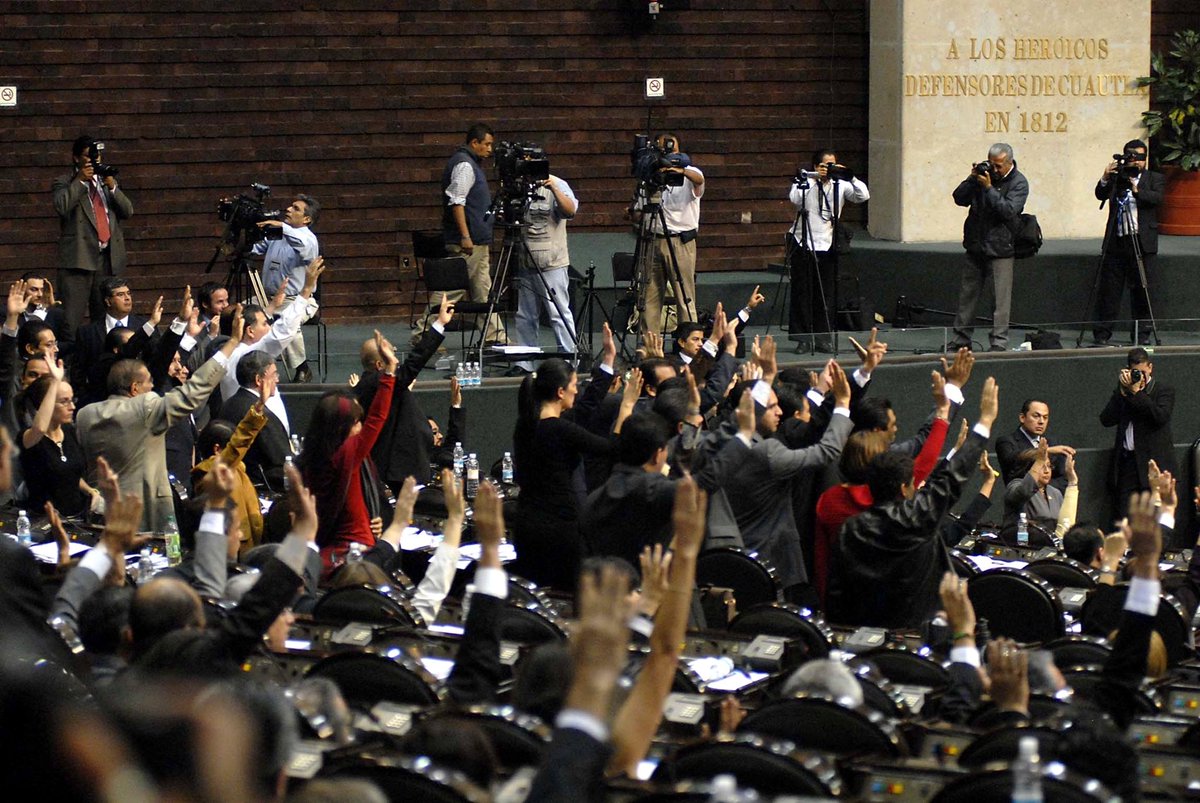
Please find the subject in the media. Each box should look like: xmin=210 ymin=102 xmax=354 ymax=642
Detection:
xmin=946 ymin=340 xmax=971 ymax=352
xmin=292 ymin=362 xmax=313 ymax=383
xmin=988 ymin=345 xmax=1006 ymax=353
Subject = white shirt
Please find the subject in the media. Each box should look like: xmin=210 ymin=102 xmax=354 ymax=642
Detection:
xmin=645 ymin=167 xmax=704 ymax=234
xmin=789 ymin=176 xmax=870 ymax=251
xmin=220 ymin=294 xmax=318 ymax=407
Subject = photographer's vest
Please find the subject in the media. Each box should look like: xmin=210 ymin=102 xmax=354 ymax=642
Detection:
xmin=442 ymin=147 xmax=493 ymax=246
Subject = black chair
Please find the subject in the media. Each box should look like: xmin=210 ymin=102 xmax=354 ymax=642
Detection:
xmin=737 ymin=694 xmax=906 ymax=757
xmin=311 ymin=584 xmax=426 ymax=629
xmin=1043 ymin=635 xmax=1112 ymax=668
xmin=506 ymin=575 xmax=554 ymax=611
xmin=931 ymin=764 xmax=1115 ymax=802
xmin=306 ymin=651 xmax=441 ymax=708
xmin=863 ymin=646 xmax=951 ymax=690
xmin=652 ymin=733 xmax=842 ymax=796
xmin=421 ymin=256 xmax=493 ymax=351
xmin=1078 ymin=583 xmax=1193 ymax=665
xmin=696 ymin=547 xmax=782 ymax=613
xmin=948 ymin=549 xmax=980 ymax=578
xmin=1025 ymin=555 xmax=1099 ymax=589
xmin=728 ymin=602 xmax=834 ymax=661
xmin=326 ymin=753 xmax=489 ymax=803
xmin=420 ymin=704 xmax=550 ymax=773
xmin=497 ymin=601 xmax=568 ymax=644
xmin=1058 ymin=664 xmax=1159 ymax=716
xmin=967 ymin=567 xmax=1065 ymax=642
xmin=956 ymin=724 xmax=1063 ymax=770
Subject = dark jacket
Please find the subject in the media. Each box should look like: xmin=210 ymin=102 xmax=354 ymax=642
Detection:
xmin=221 ymin=387 xmax=292 ymax=490
xmin=953 ymin=162 xmax=1028 ymax=258
xmin=995 ymin=425 xmax=1069 ymax=494
xmin=1099 ymin=376 xmax=1175 ymax=490
xmin=1095 ymin=168 xmax=1164 ymax=254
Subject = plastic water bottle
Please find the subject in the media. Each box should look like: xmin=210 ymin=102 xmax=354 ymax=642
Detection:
xmin=455 ymin=361 xmax=465 ymax=386
xmin=164 ymin=513 xmax=182 ymax=567
xmin=502 ymin=451 xmax=514 ymax=485
xmin=453 ymin=442 xmax=465 ymax=480
xmin=137 ymin=546 xmax=155 ymax=585
xmin=1011 ymin=735 xmax=1043 ymax=802
xmin=465 ymin=453 xmax=480 ymax=499
xmin=16 ymin=509 xmax=31 ymax=546
xmin=346 ymin=543 xmax=364 ymax=564
xmin=707 ymin=774 xmax=757 ymax=802
xmin=474 ymin=361 xmax=483 ymax=386
xmin=1017 ymin=512 xmax=1029 ymax=547
xmin=283 ymin=455 xmax=294 ymax=490
xmin=290 ymin=434 xmax=303 ymax=455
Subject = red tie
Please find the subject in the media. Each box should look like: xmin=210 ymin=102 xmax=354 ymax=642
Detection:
xmin=89 ymin=183 xmax=110 ymax=246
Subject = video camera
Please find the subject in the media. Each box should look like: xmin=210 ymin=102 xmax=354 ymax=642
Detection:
xmin=630 ymin=134 xmax=691 ymax=189
xmin=492 ymin=141 xmax=550 ymax=224
xmin=85 ymin=140 xmax=120 ymax=179
xmin=216 ymin=183 xmax=283 ymax=250
xmin=1112 ymin=152 xmax=1142 ymax=178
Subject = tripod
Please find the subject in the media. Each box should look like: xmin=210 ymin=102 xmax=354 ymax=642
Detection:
xmin=1076 ymin=176 xmax=1160 ymax=347
xmin=628 ymin=182 xmax=693 ymax=341
xmin=204 ymin=241 xmax=268 ymax=308
xmin=573 ymin=261 xmax=626 ymax=370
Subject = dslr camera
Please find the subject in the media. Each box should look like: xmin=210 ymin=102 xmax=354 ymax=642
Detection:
xmin=85 ymin=140 xmax=120 ymax=178
xmin=1129 ymin=367 xmax=1145 ymax=384
xmin=974 ymin=160 xmax=993 ymax=177
xmin=630 ymin=134 xmax=691 ymax=189
xmin=820 ymin=162 xmax=854 ymax=181
xmin=492 ymin=141 xmax=551 ymax=225
xmin=216 ymin=182 xmax=283 ymax=249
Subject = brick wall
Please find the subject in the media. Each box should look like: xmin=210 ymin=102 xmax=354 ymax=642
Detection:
xmin=0 ymin=2 xmax=1194 ymax=321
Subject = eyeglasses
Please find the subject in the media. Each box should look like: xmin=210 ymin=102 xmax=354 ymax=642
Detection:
xmin=55 ymin=398 xmax=77 ymax=407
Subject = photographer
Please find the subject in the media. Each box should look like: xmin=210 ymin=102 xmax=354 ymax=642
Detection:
xmin=52 ymin=135 xmax=134 ymax=338
xmin=630 ymin=132 xmax=705 ymax=336
xmin=512 ymin=167 xmax=579 ymax=375
xmin=950 ymin=142 xmax=1028 ymax=352
xmin=429 ymin=122 xmax=506 ymax=344
xmin=1091 ymin=139 xmax=1164 ymax=346
xmin=787 ymin=149 xmax=869 ymax=351
xmin=1099 ymin=347 xmax=1175 ymax=516
xmin=254 ymin=195 xmax=320 ymax=383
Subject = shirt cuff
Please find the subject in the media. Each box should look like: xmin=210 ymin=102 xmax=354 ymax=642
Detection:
xmin=806 ymin=388 xmax=825 ymax=407
xmin=431 ymin=321 xmax=445 ymax=335
xmin=750 ymin=379 xmax=772 ymax=408
xmin=853 ymin=368 xmax=870 ymax=387
xmin=179 ymin=334 xmax=197 ymax=352
xmin=211 ymin=350 xmax=230 ymax=368
xmin=629 ymin=615 xmax=654 ymax=639
xmin=556 ymin=709 xmax=609 ymax=743
xmin=142 ymin=321 xmax=156 ymax=337
xmin=1159 ymin=511 xmax=1176 ymax=530
xmin=950 ymin=645 xmax=981 ymax=668
xmin=598 ymin=362 xmax=614 ymax=375
xmin=198 ymin=510 xmax=226 ymax=535
xmin=1125 ymin=576 xmax=1161 ymax=616
xmin=79 ymin=544 xmax=115 ymax=578
xmin=832 ymin=406 xmax=850 ymax=419
xmin=1 ymin=325 xmax=15 ymax=338
xmin=944 ymin=383 xmax=965 ymax=406
xmin=169 ymin=318 xmax=187 ymax=335
xmin=972 ymin=423 xmax=991 ymax=439
xmin=737 ymin=308 xmax=750 ymax=323
xmin=702 ymin=340 xmax=718 ymax=358
xmin=473 ymin=566 xmax=508 ymax=599
xmin=735 ymin=432 xmax=752 ymax=447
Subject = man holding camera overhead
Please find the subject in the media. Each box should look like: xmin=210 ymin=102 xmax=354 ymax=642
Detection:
xmin=950 ymin=142 xmax=1028 ymax=352
xmin=787 ymin=149 xmax=869 ymax=351
xmin=1091 ymin=139 xmax=1164 ymax=347
xmin=52 ymin=135 xmax=135 ymax=337
xmin=254 ymin=194 xmax=321 ymax=383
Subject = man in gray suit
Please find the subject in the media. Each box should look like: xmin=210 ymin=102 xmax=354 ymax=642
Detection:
xmin=52 ymin=135 xmax=134 ymax=336
xmin=77 ymin=309 xmax=243 ymax=532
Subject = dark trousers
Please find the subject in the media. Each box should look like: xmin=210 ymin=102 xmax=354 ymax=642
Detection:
xmin=1094 ymin=237 xmax=1156 ymax=343
xmin=787 ymin=240 xmax=837 ymax=335
xmin=58 ymin=252 xmax=113 ymax=338
xmin=1114 ymin=448 xmax=1146 ymax=520
xmin=513 ymin=507 xmax=581 ymax=593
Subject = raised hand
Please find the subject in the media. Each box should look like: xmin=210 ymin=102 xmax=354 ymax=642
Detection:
xmin=862 ymin=327 xmax=887 ymax=373
xmin=754 ymin=335 xmax=778 ymax=382
xmin=347 ymin=372 xmax=360 ymax=388
xmin=148 ymin=295 xmax=164 ymax=327
xmin=828 ymin=360 xmax=852 ymax=407
xmin=177 ymin=285 xmax=194 ymax=323
xmin=374 ymin=330 xmax=398 ymax=375
xmin=100 ymin=494 xmax=146 ymax=567
xmin=436 ymin=293 xmax=454 ymax=328
xmin=735 ymin=380 xmax=756 ymax=438
xmin=285 ymin=462 xmax=318 ymax=543
xmin=95 ymin=455 xmax=121 ymax=507
xmin=450 ymin=375 xmax=462 ymax=408
xmin=303 ymin=255 xmax=326 ymax=297
xmin=5 ymin=280 xmax=26 ymax=325
xmin=745 ymin=285 xmax=766 ymax=310
xmin=941 ymin=347 xmax=975 ymax=387
xmin=931 ymin=369 xmax=948 ymax=413
xmin=473 ymin=481 xmax=505 ymax=569
xmin=939 ymin=571 xmax=976 ymax=641
xmin=1126 ymin=490 xmax=1161 ymax=575
xmin=1064 ymin=452 xmax=1078 ymax=485
xmin=566 ymin=564 xmax=634 ymax=720
xmin=955 ymin=418 xmax=970 ymax=452
xmin=670 ymin=475 xmax=707 ymax=560
xmin=636 ymin=544 xmax=672 ymax=618
xmin=442 ymin=468 xmax=466 ymax=523
xmin=228 ymin=304 xmax=245 ymax=344
xmin=642 ymin=330 xmax=664 ymax=359
xmin=46 ymin=501 xmax=71 ymax=569
xmin=601 ymin=321 xmax=616 ymax=367
xmin=621 ymin=367 xmax=644 ymax=410
xmin=986 ymin=638 xmax=1030 ymax=714
xmin=978 ymin=376 xmax=999 ymax=428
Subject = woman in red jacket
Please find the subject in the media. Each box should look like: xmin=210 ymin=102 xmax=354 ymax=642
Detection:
xmin=301 ymin=330 xmax=397 ymax=573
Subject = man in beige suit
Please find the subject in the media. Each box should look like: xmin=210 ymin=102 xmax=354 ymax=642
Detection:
xmin=77 ymin=310 xmax=244 ymax=532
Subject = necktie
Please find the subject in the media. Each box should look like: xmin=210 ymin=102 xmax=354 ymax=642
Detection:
xmin=89 ymin=183 xmax=111 ymax=246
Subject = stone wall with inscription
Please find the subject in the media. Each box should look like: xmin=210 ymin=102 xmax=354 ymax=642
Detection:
xmin=869 ymin=1 xmax=1150 ymax=242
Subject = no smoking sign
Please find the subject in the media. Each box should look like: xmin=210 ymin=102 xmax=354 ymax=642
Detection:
xmin=0 ymin=87 xmax=16 ymax=107
xmin=645 ymin=78 xmax=664 ymax=99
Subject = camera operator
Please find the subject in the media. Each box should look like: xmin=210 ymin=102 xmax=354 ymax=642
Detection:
xmin=511 ymin=167 xmax=579 ymax=375
xmin=629 ymin=132 xmax=705 ymax=335
xmin=253 ymin=194 xmax=320 ymax=383
xmin=52 ymin=134 xmax=134 ymax=338
xmin=1099 ymin=347 xmax=1175 ymax=516
xmin=950 ymin=142 xmax=1028 ymax=352
xmin=1091 ymin=140 xmax=1164 ymax=347
xmin=428 ymin=122 xmax=506 ymax=344
xmin=787 ymin=149 xmax=869 ymax=351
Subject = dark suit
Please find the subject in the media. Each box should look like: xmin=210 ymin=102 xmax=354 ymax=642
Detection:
xmin=1099 ymin=376 xmax=1175 ymax=507
xmin=526 ymin=725 xmax=613 ymax=803
xmin=446 ymin=592 xmax=506 ymax=706
xmin=52 ymin=173 xmax=134 ymax=334
xmin=219 ymin=387 xmax=292 ymax=490
xmin=995 ymin=426 xmax=1068 ymax=494
xmin=1093 ymin=169 xmax=1164 ymax=343
xmin=71 ymin=314 xmax=150 ymax=393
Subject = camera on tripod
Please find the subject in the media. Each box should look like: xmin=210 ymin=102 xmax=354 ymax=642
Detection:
xmin=493 ymin=141 xmax=550 ymax=225
xmin=630 ymin=134 xmax=691 ymax=189
xmin=85 ymin=140 xmax=120 ymax=178
xmin=216 ymin=182 xmax=283 ymax=249
xmin=1112 ymin=152 xmax=1142 ymax=178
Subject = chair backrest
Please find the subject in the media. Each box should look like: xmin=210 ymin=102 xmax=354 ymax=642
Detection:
xmin=412 ymin=230 xmax=448 ymax=261
xmin=1079 ymin=583 xmax=1192 ymax=665
xmin=421 ymin=704 xmax=550 ymax=773
xmin=863 ymin=646 xmax=952 ymax=690
xmin=611 ymin=252 xmax=636 ymax=283
xmin=327 ymin=755 xmax=488 ymax=803
xmin=1026 ymin=555 xmax=1098 ymax=589
xmin=652 ymin=733 xmax=842 ymax=797
xmin=967 ymin=567 xmax=1065 ymax=642
xmin=306 ymin=650 xmax=441 ymax=708
xmin=422 ymin=257 xmax=472 ymax=293
xmin=728 ymin=602 xmax=834 ymax=661
xmin=956 ymin=724 xmax=1063 ymax=770
xmin=737 ymin=695 xmax=906 ymax=758
xmin=1043 ymin=635 xmax=1112 ymax=669
xmin=312 ymin=584 xmax=426 ymax=629
xmin=497 ymin=601 xmax=568 ymax=645
xmin=696 ymin=547 xmax=782 ymax=613
xmin=931 ymin=765 xmax=1115 ymax=802
xmin=1059 ymin=664 xmax=1160 ymax=716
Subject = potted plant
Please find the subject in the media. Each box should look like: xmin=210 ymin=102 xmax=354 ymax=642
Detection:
xmin=1140 ymin=29 xmax=1200 ymax=234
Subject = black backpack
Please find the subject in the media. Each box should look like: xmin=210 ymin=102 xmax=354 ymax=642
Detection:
xmin=1008 ymin=213 xmax=1043 ymax=259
